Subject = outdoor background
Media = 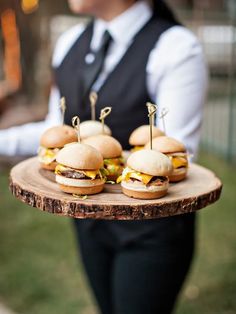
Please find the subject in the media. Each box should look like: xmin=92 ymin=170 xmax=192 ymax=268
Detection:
xmin=0 ymin=0 xmax=236 ymax=313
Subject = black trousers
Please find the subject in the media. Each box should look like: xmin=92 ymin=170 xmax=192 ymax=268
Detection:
xmin=73 ymin=213 xmax=195 ymax=314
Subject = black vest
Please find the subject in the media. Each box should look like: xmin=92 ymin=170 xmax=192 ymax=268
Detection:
xmin=54 ymin=16 xmax=177 ymax=149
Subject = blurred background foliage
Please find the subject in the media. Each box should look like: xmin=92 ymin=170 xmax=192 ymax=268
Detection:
xmin=0 ymin=0 xmax=236 ymax=313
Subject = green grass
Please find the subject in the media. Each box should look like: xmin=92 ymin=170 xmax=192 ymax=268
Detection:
xmin=0 ymin=151 xmax=236 ymax=314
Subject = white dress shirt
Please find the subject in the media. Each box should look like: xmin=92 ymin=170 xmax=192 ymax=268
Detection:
xmin=0 ymin=1 xmax=207 ymax=158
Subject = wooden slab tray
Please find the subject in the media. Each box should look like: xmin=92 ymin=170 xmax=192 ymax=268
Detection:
xmin=9 ymin=157 xmax=222 ymax=220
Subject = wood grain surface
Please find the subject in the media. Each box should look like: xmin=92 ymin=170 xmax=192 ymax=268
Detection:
xmin=9 ymin=157 xmax=222 ymax=220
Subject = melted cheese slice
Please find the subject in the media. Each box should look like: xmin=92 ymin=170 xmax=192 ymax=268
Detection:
xmin=117 ymin=167 xmax=153 ymax=185
xmin=170 ymin=156 xmax=188 ymax=169
xmin=55 ymin=164 xmax=100 ymax=179
xmin=38 ymin=147 xmax=58 ymax=164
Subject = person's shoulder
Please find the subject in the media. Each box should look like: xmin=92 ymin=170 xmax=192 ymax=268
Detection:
xmin=52 ymin=23 xmax=86 ymax=68
xmin=148 ymin=25 xmax=204 ymax=70
xmin=158 ymin=25 xmax=203 ymax=58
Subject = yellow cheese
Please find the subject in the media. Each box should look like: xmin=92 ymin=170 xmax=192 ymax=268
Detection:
xmin=116 ymin=167 xmax=153 ymax=185
xmin=82 ymin=170 xmax=98 ymax=179
xmin=38 ymin=147 xmax=58 ymax=164
xmin=171 ymin=156 xmax=188 ymax=169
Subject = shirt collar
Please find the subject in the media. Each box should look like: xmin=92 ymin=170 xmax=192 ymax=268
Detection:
xmin=91 ymin=1 xmax=152 ymax=50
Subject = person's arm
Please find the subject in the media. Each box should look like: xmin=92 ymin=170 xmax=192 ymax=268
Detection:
xmin=0 ymin=86 xmax=61 ymax=156
xmin=0 ymin=23 xmax=85 ymax=157
xmin=147 ymin=26 xmax=208 ymax=159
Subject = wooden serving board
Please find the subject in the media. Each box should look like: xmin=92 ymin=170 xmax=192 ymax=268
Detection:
xmin=9 ymin=157 xmax=222 ymax=220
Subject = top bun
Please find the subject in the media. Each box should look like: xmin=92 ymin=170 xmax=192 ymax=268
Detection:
xmin=80 ymin=120 xmax=111 ymax=139
xmin=129 ymin=125 xmax=165 ymax=146
xmin=127 ymin=149 xmax=172 ymax=176
xmin=83 ymin=135 xmax=122 ymax=158
xmin=40 ymin=125 xmax=77 ymax=148
xmin=56 ymin=143 xmax=103 ymax=170
xmin=145 ymin=136 xmax=186 ymax=153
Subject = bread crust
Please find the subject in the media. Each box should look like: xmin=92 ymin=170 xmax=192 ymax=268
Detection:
xmin=83 ymin=135 xmax=122 ymax=158
xmin=122 ymin=186 xmax=167 ymax=199
xmin=145 ymin=136 xmax=186 ymax=153
xmin=56 ymin=143 xmax=103 ymax=170
xmin=40 ymin=125 xmax=77 ymax=148
xmin=169 ymin=167 xmax=187 ymax=182
xmin=129 ymin=125 xmax=164 ymax=146
xmin=80 ymin=120 xmax=111 ymax=139
xmin=127 ymin=149 xmax=172 ymax=176
xmin=58 ymin=183 xmax=104 ymax=195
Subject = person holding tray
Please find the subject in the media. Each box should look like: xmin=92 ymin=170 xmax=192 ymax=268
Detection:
xmin=0 ymin=0 xmax=207 ymax=313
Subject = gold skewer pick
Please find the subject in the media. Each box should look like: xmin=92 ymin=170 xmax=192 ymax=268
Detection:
xmin=146 ymin=102 xmax=158 ymax=150
xmin=159 ymin=107 xmax=169 ymax=134
xmin=72 ymin=116 xmax=81 ymax=143
xmin=60 ymin=97 xmax=66 ymax=125
xmin=99 ymin=107 xmax=112 ymax=134
xmin=89 ymin=91 xmax=98 ymax=121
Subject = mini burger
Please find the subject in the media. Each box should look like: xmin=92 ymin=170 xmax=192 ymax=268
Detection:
xmin=145 ymin=136 xmax=188 ymax=182
xmin=80 ymin=120 xmax=111 ymax=139
xmin=38 ymin=125 xmax=77 ymax=170
xmin=117 ymin=149 xmax=172 ymax=199
xmin=129 ymin=125 xmax=164 ymax=151
xmin=55 ymin=143 xmax=105 ymax=195
xmin=83 ymin=134 xmax=124 ymax=181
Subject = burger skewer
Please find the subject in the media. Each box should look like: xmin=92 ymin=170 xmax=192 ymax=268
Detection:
xmin=60 ymin=97 xmax=66 ymax=125
xmin=99 ymin=107 xmax=112 ymax=135
xmin=146 ymin=102 xmax=157 ymax=150
xmin=89 ymin=91 xmax=98 ymax=121
xmin=159 ymin=107 xmax=169 ymax=135
xmin=72 ymin=116 xmax=81 ymax=143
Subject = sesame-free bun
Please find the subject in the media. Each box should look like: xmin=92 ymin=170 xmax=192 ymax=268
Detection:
xmin=129 ymin=125 xmax=164 ymax=146
xmin=80 ymin=120 xmax=111 ymax=139
xmin=56 ymin=176 xmax=105 ymax=195
xmin=83 ymin=135 xmax=122 ymax=158
xmin=169 ymin=167 xmax=187 ymax=182
xmin=40 ymin=125 xmax=77 ymax=148
xmin=56 ymin=143 xmax=103 ymax=170
xmin=127 ymin=149 xmax=172 ymax=177
xmin=145 ymin=136 xmax=186 ymax=153
xmin=40 ymin=161 xmax=57 ymax=171
xmin=122 ymin=186 xmax=167 ymax=199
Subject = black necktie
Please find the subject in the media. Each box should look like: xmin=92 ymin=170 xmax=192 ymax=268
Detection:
xmin=83 ymin=30 xmax=112 ymax=98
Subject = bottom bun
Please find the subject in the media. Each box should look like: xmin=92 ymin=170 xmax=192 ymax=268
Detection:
xmin=58 ymin=184 xmax=104 ymax=195
xmin=122 ymin=186 xmax=167 ymax=199
xmin=169 ymin=167 xmax=187 ymax=182
xmin=40 ymin=161 xmax=57 ymax=171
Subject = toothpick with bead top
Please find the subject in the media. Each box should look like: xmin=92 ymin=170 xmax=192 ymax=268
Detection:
xmin=159 ymin=107 xmax=169 ymax=134
xmin=99 ymin=107 xmax=112 ymax=134
xmin=60 ymin=97 xmax=66 ymax=125
xmin=89 ymin=91 xmax=98 ymax=121
xmin=146 ymin=102 xmax=158 ymax=150
xmin=72 ymin=116 xmax=81 ymax=143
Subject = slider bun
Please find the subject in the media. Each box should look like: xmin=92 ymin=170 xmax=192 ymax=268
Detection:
xmin=40 ymin=125 xmax=77 ymax=148
xmin=129 ymin=125 xmax=164 ymax=146
xmin=127 ymin=149 xmax=172 ymax=176
xmin=145 ymin=136 xmax=186 ymax=153
xmin=40 ymin=161 xmax=57 ymax=171
xmin=83 ymin=135 xmax=122 ymax=158
xmin=169 ymin=167 xmax=187 ymax=182
xmin=56 ymin=143 xmax=103 ymax=170
xmin=121 ymin=181 xmax=168 ymax=199
xmin=56 ymin=175 xmax=105 ymax=194
xmin=80 ymin=120 xmax=111 ymax=139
